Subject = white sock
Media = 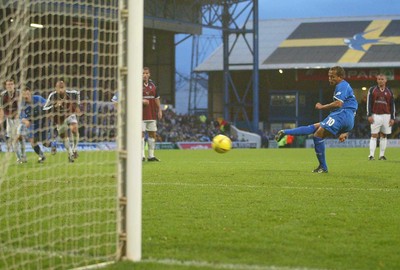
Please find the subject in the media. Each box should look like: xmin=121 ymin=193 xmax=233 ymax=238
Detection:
xmin=148 ymin=137 xmax=155 ymax=158
xmin=20 ymin=139 xmax=26 ymax=158
xmin=73 ymin=132 xmax=79 ymax=152
xmin=141 ymin=137 xmax=145 ymax=159
xmin=13 ymin=141 xmax=21 ymax=159
xmin=379 ymin=137 xmax=387 ymax=157
xmin=369 ymin=137 xmax=377 ymax=157
xmin=63 ymin=137 xmax=73 ymax=156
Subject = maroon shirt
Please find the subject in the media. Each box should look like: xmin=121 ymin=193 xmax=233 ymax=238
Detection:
xmin=43 ymin=90 xmax=80 ymax=125
xmin=0 ymin=90 xmax=19 ymax=119
xmin=142 ymin=80 xmax=159 ymax=121
xmin=367 ymin=86 xmax=395 ymax=119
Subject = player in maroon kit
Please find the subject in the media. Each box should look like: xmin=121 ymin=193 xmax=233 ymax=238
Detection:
xmin=0 ymin=79 xmax=26 ymax=163
xmin=142 ymin=67 xmax=162 ymax=161
xmin=367 ymin=74 xmax=396 ymax=160
xmin=43 ymin=80 xmax=81 ymax=163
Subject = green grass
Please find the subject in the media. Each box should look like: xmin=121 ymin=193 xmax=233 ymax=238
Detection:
xmin=1 ymin=148 xmax=400 ymax=270
xmin=0 ymin=151 xmax=118 ymax=270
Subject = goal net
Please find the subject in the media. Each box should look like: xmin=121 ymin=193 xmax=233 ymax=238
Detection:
xmin=0 ymin=1 xmax=121 ymax=269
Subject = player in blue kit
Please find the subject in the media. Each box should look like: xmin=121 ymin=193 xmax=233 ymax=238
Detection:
xmin=18 ymin=86 xmax=49 ymax=163
xmin=275 ymin=66 xmax=358 ymax=173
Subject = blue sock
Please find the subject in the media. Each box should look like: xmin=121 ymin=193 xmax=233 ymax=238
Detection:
xmin=51 ymin=141 xmax=57 ymax=148
xmin=284 ymin=124 xmax=316 ymax=136
xmin=33 ymin=145 xmax=41 ymax=155
xmin=313 ymin=136 xmax=327 ymax=170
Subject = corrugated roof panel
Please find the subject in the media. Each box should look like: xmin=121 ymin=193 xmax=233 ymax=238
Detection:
xmin=381 ymin=20 xmax=400 ymax=35
xmin=360 ymin=45 xmax=400 ymax=62
xmin=288 ymin=21 xmax=370 ymax=39
xmin=264 ymin=46 xmax=348 ymax=64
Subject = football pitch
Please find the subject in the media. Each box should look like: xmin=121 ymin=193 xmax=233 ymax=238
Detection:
xmin=1 ymin=147 xmax=400 ymax=270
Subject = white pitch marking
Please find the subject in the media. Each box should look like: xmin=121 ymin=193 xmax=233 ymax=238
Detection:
xmin=145 ymin=182 xmax=399 ymax=192
xmin=142 ymin=258 xmax=328 ymax=270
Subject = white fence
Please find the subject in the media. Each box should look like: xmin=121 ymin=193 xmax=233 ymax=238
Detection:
xmin=305 ymin=139 xmax=400 ymax=148
xmin=230 ymin=125 xmax=262 ymax=148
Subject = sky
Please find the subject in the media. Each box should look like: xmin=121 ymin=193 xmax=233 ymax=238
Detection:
xmin=259 ymin=0 xmax=400 ymax=20
xmin=175 ymin=0 xmax=400 ymax=113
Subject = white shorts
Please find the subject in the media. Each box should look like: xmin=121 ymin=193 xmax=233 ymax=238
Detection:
xmin=370 ymin=114 xmax=392 ymax=134
xmin=6 ymin=118 xmax=20 ymax=138
xmin=142 ymin=120 xmax=157 ymax=132
xmin=57 ymin=114 xmax=78 ymax=135
xmin=17 ymin=123 xmax=28 ymax=137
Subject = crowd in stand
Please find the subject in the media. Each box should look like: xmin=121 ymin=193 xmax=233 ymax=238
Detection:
xmin=156 ymin=108 xmax=232 ymax=143
xmin=78 ymin=101 xmax=117 ymax=142
xmin=68 ymin=105 xmax=232 ymax=143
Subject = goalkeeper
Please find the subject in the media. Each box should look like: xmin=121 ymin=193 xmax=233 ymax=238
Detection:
xmin=43 ymin=80 xmax=81 ymax=163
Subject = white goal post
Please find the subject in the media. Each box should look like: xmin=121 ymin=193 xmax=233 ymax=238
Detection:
xmin=0 ymin=0 xmax=143 ymax=269
xmin=122 ymin=0 xmax=144 ymax=262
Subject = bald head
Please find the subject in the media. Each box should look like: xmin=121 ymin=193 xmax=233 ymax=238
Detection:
xmin=55 ymin=80 xmax=66 ymax=93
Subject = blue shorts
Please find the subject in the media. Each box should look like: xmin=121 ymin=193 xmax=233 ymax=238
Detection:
xmin=20 ymin=123 xmax=49 ymax=141
xmin=320 ymin=109 xmax=356 ymax=136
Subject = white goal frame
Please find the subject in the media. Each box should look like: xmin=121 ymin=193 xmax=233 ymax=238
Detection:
xmin=125 ymin=0 xmax=144 ymax=261
xmin=0 ymin=1 xmax=143 ymax=267
xmin=118 ymin=0 xmax=144 ymax=262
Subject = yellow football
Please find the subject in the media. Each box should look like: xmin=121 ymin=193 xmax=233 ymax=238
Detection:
xmin=212 ymin=134 xmax=232 ymax=154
